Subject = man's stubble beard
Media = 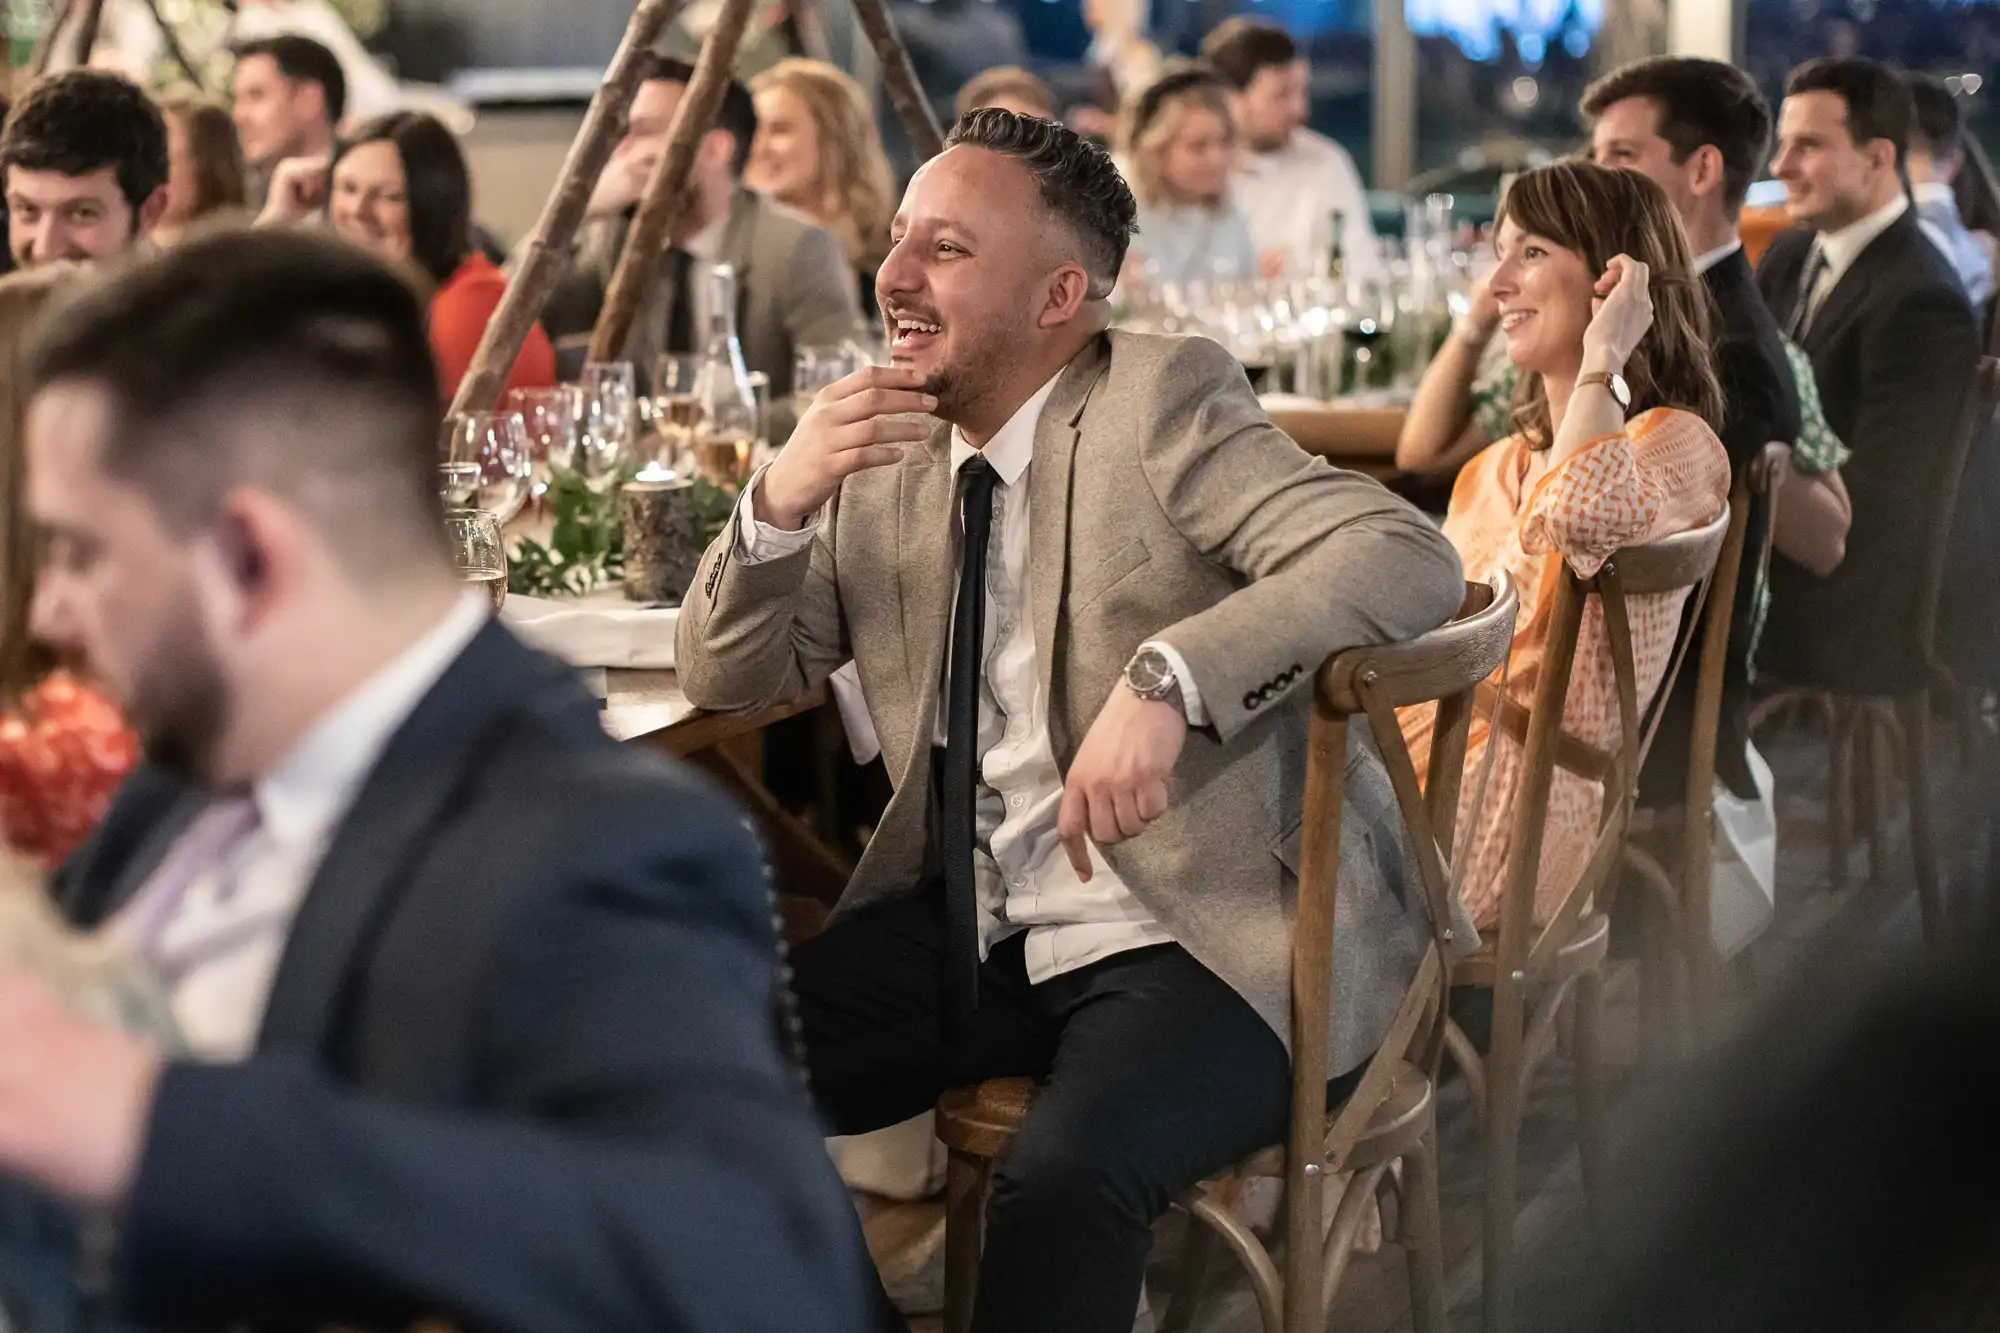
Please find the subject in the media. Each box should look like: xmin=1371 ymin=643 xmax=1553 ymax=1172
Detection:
xmin=129 ymin=609 xmax=234 ymax=787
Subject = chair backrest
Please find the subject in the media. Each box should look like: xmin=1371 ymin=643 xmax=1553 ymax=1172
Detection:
xmin=1916 ymin=356 xmax=2000 ymax=677
xmin=1289 ymin=574 xmax=1519 ymax=1174
xmin=1494 ymin=505 xmax=1731 ymax=979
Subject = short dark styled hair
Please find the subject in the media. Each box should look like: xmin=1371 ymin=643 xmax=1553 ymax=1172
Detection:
xmin=25 ymin=229 xmax=447 ymax=575
xmin=1785 ymin=57 xmax=1913 ymax=160
xmin=232 ymin=34 xmax=347 ymax=127
xmin=331 ymin=111 xmax=472 ymax=287
xmin=0 ymin=70 xmax=168 ymax=211
xmin=1581 ymin=56 xmax=1774 ymax=215
xmin=638 ymin=54 xmax=759 ymax=178
xmin=955 ymin=66 xmax=1058 ymax=121
xmin=945 ymin=108 xmax=1137 ymax=298
xmin=1199 ymin=18 xmax=1299 ymax=92
xmin=1906 ymin=73 xmax=1962 ymax=162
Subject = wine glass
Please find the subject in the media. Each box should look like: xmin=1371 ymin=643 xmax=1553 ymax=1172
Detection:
xmin=439 ymin=411 xmax=532 ymax=524
xmin=577 ymin=361 xmax=637 ymax=486
xmin=792 ymin=343 xmax=858 ymax=424
xmin=648 ymin=353 xmax=704 ymax=473
xmin=504 ymin=385 xmax=581 ymax=498
xmin=437 ymin=462 xmax=481 ymax=507
xmin=445 ymin=508 xmax=508 ymax=614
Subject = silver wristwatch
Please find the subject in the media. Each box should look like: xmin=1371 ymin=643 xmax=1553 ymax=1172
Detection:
xmin=1123 ymin=646 xmax=1187 ymax=717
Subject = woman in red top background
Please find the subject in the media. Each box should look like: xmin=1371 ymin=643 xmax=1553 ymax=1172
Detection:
xmin=294 ymin=110 xmax=557 ymax=401
xmin=0 ymin=266 xmax=139 ymax=866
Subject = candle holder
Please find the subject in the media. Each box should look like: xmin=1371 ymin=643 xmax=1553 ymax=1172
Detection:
xmin=619 ymin=468 xmax=704 ymax=604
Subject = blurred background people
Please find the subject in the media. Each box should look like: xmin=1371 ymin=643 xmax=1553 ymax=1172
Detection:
xmin=0 ymin=266 xmax=137 ymax=869
xmin=545 ymin=55 xmax=861 ymax=418
xmin=747 ymin=59 xmax=896 ymax=319
xmin=310 ymin=111 xmax=556 ymax=401
xmin=1119 ymin=66 xmax=1261 ymax=289
xmin=955 ymin=66 xmax=1060 ymax=122
xmin=0 ymin=70 xmax=169 ymax=271
xmin=153 ymin=93 xmax=248 ymax=247
xmin=1758 ymin=58 xmax=1979 ymax=697
xmin=1400 ymin=161 xmax=1728 ymax=930
xmin=1905 ymin=72 xmax=1995 ymax=309
xmin=1070 ymin=0 xmax=1162 ymax=140
xmin=231 ymin=34 xmax=344 ymax=215
xmin=1201 ymin=17 xmax=1377 ymax=282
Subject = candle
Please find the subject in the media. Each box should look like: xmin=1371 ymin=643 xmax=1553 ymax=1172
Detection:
xmin=620 ymin=474 xmax=704 ymax=604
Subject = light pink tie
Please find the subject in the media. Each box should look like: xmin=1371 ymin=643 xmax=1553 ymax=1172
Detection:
xmin=116 ymin=796 xmax=262 ymax=972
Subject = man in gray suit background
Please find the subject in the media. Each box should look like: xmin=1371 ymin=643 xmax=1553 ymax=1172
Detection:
xmin=543 ymin=55 xmax=863 ymax=419
xmin=678 ymin=110 xmax=1464 ymax=1332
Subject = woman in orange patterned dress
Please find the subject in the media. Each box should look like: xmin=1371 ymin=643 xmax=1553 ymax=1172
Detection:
xmin=0 ymin=267 xmax=139 ymax=866
xmin=1401 ymin=161 xmax=1730 ymax=932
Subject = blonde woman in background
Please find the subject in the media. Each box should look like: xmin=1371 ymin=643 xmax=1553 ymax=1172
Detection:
xmin=153 ymin=94 xmax=249 ymax=247
xmin=1119 ymin=66 xmax=1261 ymax=291
xmin=746 ymin=58 xmax=896 ymax=317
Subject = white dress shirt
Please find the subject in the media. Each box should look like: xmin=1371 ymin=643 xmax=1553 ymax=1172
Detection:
xmin=110 ymin=593 xmax=490 ymax=1060
xmin=679 ymin=212 xmax=731 ymax=344
xmin=1801 ymin=194 xmax=1908 ymax=327
xmin=1232 ymin=128 xmax=1379 ymax=282
xmin=1691 ymin=238 xmax=1743 ymax=276
xmin=734 ymin=380 xmax=1210 ymax=981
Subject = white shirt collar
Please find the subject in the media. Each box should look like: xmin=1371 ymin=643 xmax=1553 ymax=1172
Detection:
xmin=1912 ymin=180 xmax=1957 ymax=208
xmin=254 ymin=593 xmax=490 ymax=847
xmin=949 ymin=371 xmax=1063 ymax=486
xmin=1815 ymin=193 xmax=1908 ymax=283
xmin=1692 ymin=238 xmax=1742 ymax=275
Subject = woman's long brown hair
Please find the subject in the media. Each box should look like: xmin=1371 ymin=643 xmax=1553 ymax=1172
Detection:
xmin=750 ymin=60 xmax=897 ymax=274
xmin=1497 ymin=160 xmax=1724 ymax=447
xmin=0 ymin=266 xmax=86 ymax=705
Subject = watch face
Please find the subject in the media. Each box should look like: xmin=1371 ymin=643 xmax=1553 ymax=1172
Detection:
xmin=1128 ymin=649 xmax=1173 ymax=693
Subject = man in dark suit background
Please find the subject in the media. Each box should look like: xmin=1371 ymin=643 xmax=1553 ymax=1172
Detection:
xmin=0 ymin=229 xmax=873 ymax=1332
xmin=1757 ymin=57 xmax=1979 ymax=696
xmin=1581 ymin=55 xmax=1805 ymax=803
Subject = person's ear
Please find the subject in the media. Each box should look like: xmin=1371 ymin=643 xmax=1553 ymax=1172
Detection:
xmin=136 ymin=183 xmax=170 ymax=236
xmin=702 ymin=129 xmax=738 ymax=178
xmin=1688 ymin=143 xmax=1725 ymax=201
xmin=1036 ymin=263 xmax=1096 ymax=329
xmin=1871 ymin=137 xmax=1898 ymax=176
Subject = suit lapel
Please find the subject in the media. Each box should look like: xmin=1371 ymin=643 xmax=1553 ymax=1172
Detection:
xmin=897 ymin=426 xmax=957 ymax=753
xmin=256 ymin=623 xmax=576 ymax=1055
xmin=1029 ymin=339 xmax=1110 ymax=725
xmin=1806 ymin=215 xmax=1912 ymax=354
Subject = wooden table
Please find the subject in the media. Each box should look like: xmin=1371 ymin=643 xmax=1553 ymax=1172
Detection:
xmin=1266 ymin=402 xmax=1407 ymax=481
xmin=602 ymin=668 xmax=827 ymax=757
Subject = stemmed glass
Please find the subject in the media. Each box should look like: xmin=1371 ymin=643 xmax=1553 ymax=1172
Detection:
xmin=438 ymin=411 xmax=532 ymax=524
xmin=647 ymin=353 xmax=704 ymax=473
xmin=792 ymin=343 xmax=860 ymax=424
xmin=577 ymin=361 xmax=638 ymax=489
xmin=445 ymin=508 xmax=508 ymax=613
xmin=505 ymin=385 xmax=581 ymax=500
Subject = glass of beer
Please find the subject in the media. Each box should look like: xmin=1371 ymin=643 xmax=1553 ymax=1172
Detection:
xmin=446 ymin=508 xmax=508 ymax=613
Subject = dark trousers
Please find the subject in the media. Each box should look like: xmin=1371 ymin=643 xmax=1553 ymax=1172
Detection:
xmin=793 ymin=888 xmax=1323 ymax=1333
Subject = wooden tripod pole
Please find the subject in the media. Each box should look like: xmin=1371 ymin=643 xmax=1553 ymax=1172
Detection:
xmin=446 ymin=0 xmax=689 ymax=418
xmin=68 ymin=0 xmax=106 ymax=69
xmin=139 ymin=0 xmax=211 ymax=92
xmin=848 ymin=0 xmax=943 ymax=160
xmin=585 ymin=0 xmax=757 ymax=366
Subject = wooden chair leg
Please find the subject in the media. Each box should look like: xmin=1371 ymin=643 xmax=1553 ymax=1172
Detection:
xmin=1898 ymin=692 xmax=1945 ymax=945
xmin=943 ymin=1148 xmax=989 ymax=1333
xmin=1481 ymin=974 xmax=1528 ymax=1333
xmin=1400 ymin=1124 xmax=1450 ymax=1333
xmin=1158 ymin=1208 xmax=1220 ymax=1333
xmin=1571 ymin=967 xmax=1609 ymax=1236
xmin=1868 ymin=710 xmax=1895 ymax=889
xmin=1828 ymin=703 xmax=1855 ymax=894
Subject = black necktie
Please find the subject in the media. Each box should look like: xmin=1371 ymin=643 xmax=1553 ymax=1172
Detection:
xmin=664 ymin=248 xmax=696 ymax=355
xmin=1789 ymin=244 xmax=1827 ymax=340
xmin=943 ymin=457 xmax=1000 ymax=1021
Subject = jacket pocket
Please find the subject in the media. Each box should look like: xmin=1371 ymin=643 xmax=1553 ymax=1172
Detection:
xmin=1069 ymin=537 xmax=1151 ymax=612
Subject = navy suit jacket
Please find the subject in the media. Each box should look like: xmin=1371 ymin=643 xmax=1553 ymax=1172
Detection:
xmin=1757 ymin=212 xmax=1981 ymax=693
xmin=50 ymin=623 xmax=873 ymax=1333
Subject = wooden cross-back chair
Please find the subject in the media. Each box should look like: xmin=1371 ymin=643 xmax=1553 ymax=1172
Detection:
xmin=934 ymin=575 xmax=1520 ymax=1333
xmin=1752 ymin=357 xmax=2000 ymax=940
xmin=1444 ymin=507 xmax=1731 ymax=1333
xmin=1620 ymin=442 xmax=1789 ymax=1055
